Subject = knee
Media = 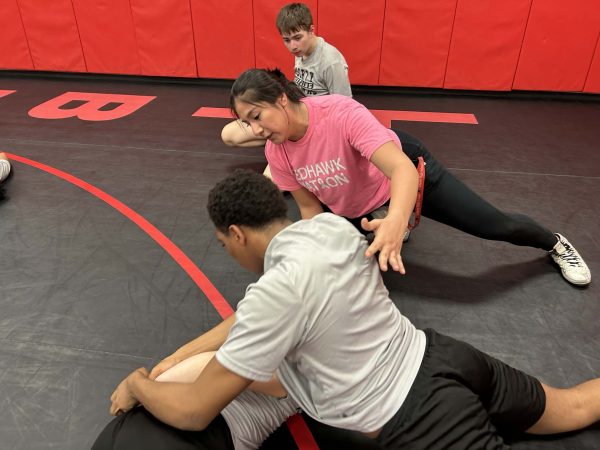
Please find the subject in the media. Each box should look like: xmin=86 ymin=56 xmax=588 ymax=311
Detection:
xmin=221 ymin=124 xmax=237 ymax=147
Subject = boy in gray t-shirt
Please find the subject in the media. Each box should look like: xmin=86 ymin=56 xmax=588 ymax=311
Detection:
xmin=277 ymin=3 xmax=351 ymax=97
xmin=110 ymin=170 xmax=600 ymax=449
xmin=293 ymin=35 xmax=351 ymax=97
xmin=221 ymin=2 xmax=351 ymax=158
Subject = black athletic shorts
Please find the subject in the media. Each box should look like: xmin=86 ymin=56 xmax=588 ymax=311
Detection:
xmin=376 ymin=329 xmax=546 ymax=450
xmin=91 ymin=407 xmax=234 ymax=450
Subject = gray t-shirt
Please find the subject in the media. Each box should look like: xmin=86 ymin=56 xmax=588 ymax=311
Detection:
xmin=294 ymin=37 xmax=352 ymax=97
xmin=217 ymin=213 xmax=425 ymax=433
xmin=221 ymin=391 xmax=298 ymax=450
xmin=0 ymin=159 xmax=10 ymax=182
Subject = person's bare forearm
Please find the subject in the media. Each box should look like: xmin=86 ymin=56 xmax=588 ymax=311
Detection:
xmin=387 ymin=159 xmax=418 ymax=228
xmin=129 ymin=375 xmax=217 ymax=430
xmin=125 ymin=358 xmax=251 ymax=431
xmin=171 ymin=314 xmax=236 ymax=362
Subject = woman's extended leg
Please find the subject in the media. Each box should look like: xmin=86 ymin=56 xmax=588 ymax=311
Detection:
xmin=420 ymin=168 xmax=590 ymax=285
xmin=393 ymin=129 xmax=590 ymax=285
xmin=422 ymin=170 xmax=557 ymax=249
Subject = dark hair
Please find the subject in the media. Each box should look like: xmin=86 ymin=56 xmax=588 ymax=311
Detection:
xmin=276 ymin=3 xmax=313 ymax=34
xmin=207 ymin=169 xmax=288 ymax=233
xmin=230 ymin=68 xmax=304 ymax=118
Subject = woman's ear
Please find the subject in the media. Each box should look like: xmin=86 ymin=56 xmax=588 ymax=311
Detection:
xmin=279 ymin=93 xmax=288 ymax=108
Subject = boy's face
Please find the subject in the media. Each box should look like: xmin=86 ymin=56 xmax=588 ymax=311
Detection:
xmin=281 ymin=26 xmax=316 ymax=59
xmin=216 ymin=228 xmax=262 ymax=273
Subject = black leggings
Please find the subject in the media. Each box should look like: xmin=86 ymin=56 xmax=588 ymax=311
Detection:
xmin=384 ymin=131 xmax=557 ymax=251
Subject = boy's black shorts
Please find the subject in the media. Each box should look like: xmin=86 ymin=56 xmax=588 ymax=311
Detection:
xmin=377 ymin=329 xmax=546 ymax=450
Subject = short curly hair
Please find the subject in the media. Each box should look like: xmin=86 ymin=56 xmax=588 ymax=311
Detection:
xmin=207 ymin=169 xmax=288 ymax=233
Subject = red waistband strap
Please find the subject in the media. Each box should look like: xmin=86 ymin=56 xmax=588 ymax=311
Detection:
xmin=286 ymin=414 xmax=320 ymax=450
xmin=407 ymin=156 xmax=425 ymax=231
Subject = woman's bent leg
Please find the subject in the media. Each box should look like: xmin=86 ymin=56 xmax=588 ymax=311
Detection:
xmin=221 ymin=120 xmax=267 ymax=147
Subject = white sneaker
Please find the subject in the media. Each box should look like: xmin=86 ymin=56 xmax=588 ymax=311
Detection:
xmin=549 ymin=234 xmax=591 ymax=286
xmin=371 ymin=206 xmax=411 ymax=242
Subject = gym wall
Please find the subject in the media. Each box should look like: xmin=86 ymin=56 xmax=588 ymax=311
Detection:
xmin=1 ymin=0 xmax=599 ymax=93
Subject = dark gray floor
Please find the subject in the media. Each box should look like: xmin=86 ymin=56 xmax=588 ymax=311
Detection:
xmin=0 ymin=74 xmax=599 ymax=449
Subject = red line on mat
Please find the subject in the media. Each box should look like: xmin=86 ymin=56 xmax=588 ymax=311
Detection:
xmin=6 ymin=151 xmax=319 ymax=449
xmin=0 ymin=90 xmax=16 ymax=99
xmin=193 ymin=106 xmax=478 ymax=127
xmin=5 ymin=152 xmax=234 ymax=319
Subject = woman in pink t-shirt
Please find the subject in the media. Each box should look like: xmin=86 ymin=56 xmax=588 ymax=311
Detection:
xmin=228 ymin=69 xmax=590 ymax=287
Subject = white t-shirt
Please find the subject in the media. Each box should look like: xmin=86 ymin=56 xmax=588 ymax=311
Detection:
xmin=217 ymin=213 xmax=425 ymax=433
xmin=0 ymin=159 xmax=10 ymax=182
xmin=294 ymin=37 xmax=352 ymax=97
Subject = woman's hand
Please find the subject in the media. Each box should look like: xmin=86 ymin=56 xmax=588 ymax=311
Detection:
xmin=109 ymin=367 xmax=149 ymax=415
xmin=361 ymin=214 xmax=407 ymax=274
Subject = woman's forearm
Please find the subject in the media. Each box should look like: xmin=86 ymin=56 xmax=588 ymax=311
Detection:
xmin=387 ymin=158 xmax=419 ymax=227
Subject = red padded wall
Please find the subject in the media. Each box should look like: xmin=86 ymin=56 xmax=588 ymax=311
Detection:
xmin=253 ymin=0 xmax=318 ymax=80
xmin=318 ymin=0 xmax=385 ymax=85
xmin=191 ymin=0 xmax=255 ymax=79
xmin=444 ymin=0 xmax=531 ymax=91
xmin=129 ymin=0 xmax=197 ymax=77
xmin=380 ymin=0 xmax=457 ymax=87
xmin=72 ymin=0 xmax=140 ymax=75
xmin=583 ymin=34 xmax=600 ymax=93
xmin=17 ymin=0 xmax=86 ymax=72
xmin=513 ymin=0 xmax=600 ymax=91
xmin=0 ymin=0 xmax=33 ymax=70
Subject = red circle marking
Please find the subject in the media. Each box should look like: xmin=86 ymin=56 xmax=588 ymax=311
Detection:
xmin=5 ymin=152 xmax=318 ymax=449
xmin=5 ymin=152 xmax=234 ymax=318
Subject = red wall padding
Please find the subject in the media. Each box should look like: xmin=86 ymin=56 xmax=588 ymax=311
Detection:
xmin=191 ymin=0 xmax=255 ymax=79
xmin=380 ymin=0 xmax=457 ymax=87
xmin=72 ymin=0 xmax=140 ymax=75
xmin=253 ymin=0 xmax=318 ymax=80
xmin=2 ymin=1 xmax=600 ymax=94
xmin=0 ymin=0 xmax=33 ymax=70
xmin=583 ymin=34 xmax=600 ymax=94
xmin=318 ymin=0 xmax=385 ymax=86
xmin=17 ymin=0 xmax=86 ymax=72
xmin=129 ymin=0 xmax=197 ymax=77
xmin=513 ymin=0 xmax=600 ymax=91
xmin=444 ymin=0 xmax=531 ymax=91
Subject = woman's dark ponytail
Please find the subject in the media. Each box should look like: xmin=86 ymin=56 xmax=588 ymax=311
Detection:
xmin=266 ymin=68 xmax=304 ymax=102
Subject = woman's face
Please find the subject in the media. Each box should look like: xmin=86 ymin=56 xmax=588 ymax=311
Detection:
xmin=234 ymin=98 xmax=291 ymax=144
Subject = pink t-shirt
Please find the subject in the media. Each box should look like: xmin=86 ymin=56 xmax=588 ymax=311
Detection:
xmin=266 ymin=95 xmax=400 ymax=218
